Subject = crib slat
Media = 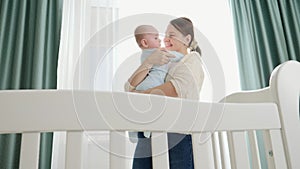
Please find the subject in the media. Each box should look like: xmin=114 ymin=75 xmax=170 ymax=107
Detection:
xmin=218 ymin=132 xmax=231 ymax=169
xmin=110 ymin=131 xmax=127 ymax=169
xmin=262 ymin=130 xmax=276 ymax=168
xmin=19 ymin=133 xmax=40 ymax=169
xmin=266 ymin=130 xmax=288 ymax=169
xmin=228 ymin=131 xmax=251 ymax=169
xmin=227 ymin=132 xmax=236 ymax=169
xmin=51 ymin=132 xmax=66 ymax=169
xmin=65 ymin=132 xmax=83 ymax=169
xmin=212 ymin=133 xmax=221 ymax=169
xmin=192 ymin=132 xmax=215 ymax=169
xmin=151 ymin=132 xmax=170 ymax=169
xmin=248 ymin=131 xmax=262 ymax=169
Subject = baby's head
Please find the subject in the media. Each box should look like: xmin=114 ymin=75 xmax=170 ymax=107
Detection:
xmin=134 ymin=25 xmax=161 ymax=49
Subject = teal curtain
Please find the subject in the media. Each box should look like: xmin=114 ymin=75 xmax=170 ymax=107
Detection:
xmin=230 ymin=0 xmax=300 ymax=168
xmin=230 ymin=0 xmax=300 ymax=89
xmin=0 ymin=0 xmax=62 ymax=168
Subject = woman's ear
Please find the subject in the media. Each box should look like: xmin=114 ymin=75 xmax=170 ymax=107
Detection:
xmin=141 ymin=39 xmax=148 ymax=48
xmin=185 ymin=34 xmax=192 ymax=46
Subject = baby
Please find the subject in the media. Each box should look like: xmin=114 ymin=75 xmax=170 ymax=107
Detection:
xmin=134 ymin=25 xmax=184 ymax=91
xmin=128 ymin=25 xmax=184 ymax=141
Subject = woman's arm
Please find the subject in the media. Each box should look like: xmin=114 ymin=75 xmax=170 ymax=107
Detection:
xmin=134 ymin=81 xmax=178 ymax=97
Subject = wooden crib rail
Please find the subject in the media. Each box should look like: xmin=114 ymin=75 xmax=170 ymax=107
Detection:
xmin=221 ymin=60 xmax=300 ymax=169
xmin=0 ymin=90 xmax=280 ymax=134
xmin=0 ymin=91 xmax=282 ymax=169
xmin=0 ymin=60 xmax=299 ymax=169
xmin=0 ymin=90 xmax=280 ymax=169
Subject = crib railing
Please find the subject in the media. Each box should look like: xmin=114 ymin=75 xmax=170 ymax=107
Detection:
xmin=0 ymin=60 xmax=299 ymax=169
xmin=221 ymin=60 xmax=300 ymax=169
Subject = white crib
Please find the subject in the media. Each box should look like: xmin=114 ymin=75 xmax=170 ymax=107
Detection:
xmin=0 ymin=60 xmax=299 ymax=169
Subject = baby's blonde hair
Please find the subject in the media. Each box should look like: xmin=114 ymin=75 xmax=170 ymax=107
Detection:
xmin=134 ymin=25 xmax=158 ymax=47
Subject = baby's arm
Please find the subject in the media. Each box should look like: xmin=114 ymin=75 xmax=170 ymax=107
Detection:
xmin=125 ymin=49 xmax=173 ymax=91
xmin=126 ymin=62 xmax=152 ymax=91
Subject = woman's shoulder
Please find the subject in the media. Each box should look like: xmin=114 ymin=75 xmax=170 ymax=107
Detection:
xmin=188 ymin=51 xmax=201 ymax=57
xmin=182 ymin=51 xmax=201 ymax=63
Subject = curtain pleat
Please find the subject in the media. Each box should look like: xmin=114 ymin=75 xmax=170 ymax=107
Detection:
xmin=230 ymin=0 xmax=300 ymax=169
xmin=0 ymin=134 xmax=22 ymax=169
xmin=0 ymin=0 xmax=62 ymax=169
xmin=278 ymin=0 xmax=300 ymax=61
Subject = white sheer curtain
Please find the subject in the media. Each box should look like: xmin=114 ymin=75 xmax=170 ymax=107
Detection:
xmin=57 ymin=0 xmax=118 ymax=90
xmin=52 ymin=0 xmax=118 ymax=168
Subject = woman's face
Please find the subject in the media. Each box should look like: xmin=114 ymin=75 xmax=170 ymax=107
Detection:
xmin=164 ymin=24 xmax=188 ymax=54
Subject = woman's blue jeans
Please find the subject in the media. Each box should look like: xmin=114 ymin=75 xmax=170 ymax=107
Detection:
xmin=132 ymin=132 xmax=194 ymax=169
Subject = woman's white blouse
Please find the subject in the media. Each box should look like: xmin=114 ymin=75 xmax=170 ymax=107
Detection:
xmin=166 ymin=51 xmax=204 ymax=100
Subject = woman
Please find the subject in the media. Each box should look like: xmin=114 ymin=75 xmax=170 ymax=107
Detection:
xmin=126 ymin=17 xmax=204 ymax=169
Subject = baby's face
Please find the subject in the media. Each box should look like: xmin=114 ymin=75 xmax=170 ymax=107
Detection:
xmin=144 ymin=33 xmax=161 ymax=48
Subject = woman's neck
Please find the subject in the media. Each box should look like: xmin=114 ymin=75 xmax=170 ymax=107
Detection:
xmin=177 ymin=48 xmax=188 ymax=55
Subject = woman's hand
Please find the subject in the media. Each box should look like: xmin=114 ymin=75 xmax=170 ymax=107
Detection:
xmin=144 ymin=48 xmax=175 ymax=66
